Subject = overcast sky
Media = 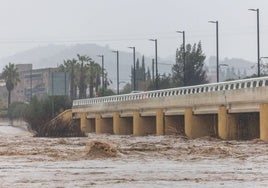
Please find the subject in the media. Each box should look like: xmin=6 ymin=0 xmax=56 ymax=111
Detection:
xmin=0 ymin=0 xmax=267 ymax=63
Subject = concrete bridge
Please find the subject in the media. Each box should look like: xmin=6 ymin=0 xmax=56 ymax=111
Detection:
xmin=72 ymin=76 xmax=268 ymax=142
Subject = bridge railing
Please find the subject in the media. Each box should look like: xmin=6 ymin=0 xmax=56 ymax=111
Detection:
xmin=73 ymin=76 xmax=268 ymax=107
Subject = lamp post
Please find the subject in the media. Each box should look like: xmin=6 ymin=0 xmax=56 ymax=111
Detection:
xmin=128 ymin=46 xmax=136 ymax=91
xmin=112 ymin=50 xmax=119 ymax=95
xmin=152 ymin=58 xmax=155 ymax=84
xmin=176 ymin=30 xmax=186 ymax=85
xmin=97 ymin=55 xmax=104 ymax=89
xmin=149 ymin=39 xmax=158 ymax=89
xmin=249 ymin=8 xmax=260 ymax=77
xmin=209 ymin=20 xmax=219 ymax=82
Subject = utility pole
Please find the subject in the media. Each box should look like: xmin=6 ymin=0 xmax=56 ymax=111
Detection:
xmin=176 ymin=31 xmax=186 ymax=85
xmin=128 ymin=47 xmax=136 ymax=90
xmin=112 ymin=50 xmax=119 ymax=94
xmin=149 ymin=39 xmax=158 ymax=89
xmin=209 ymin=20 xmax=219 ymax=82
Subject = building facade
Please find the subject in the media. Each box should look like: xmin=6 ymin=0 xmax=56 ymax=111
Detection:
xmin=0 ymin=64 xmax=70 ymax=108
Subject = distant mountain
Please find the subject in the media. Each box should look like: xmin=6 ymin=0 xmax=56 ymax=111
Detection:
xmin=207 ymin=56 xmax=255 ymax=75
xmin=0 ymin=44 xmax=173 ymax=89
xmin=206 ymin=56 xmax=256 ymax=83
xmin=0 ymin=43 xmax=256 ymax=89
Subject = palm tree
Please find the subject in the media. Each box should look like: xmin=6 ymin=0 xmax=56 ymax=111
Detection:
xmin=60 ymin=54 xmax=105 ymax=98
xmin=2 ymin=63 xmax=20 ymax=108
xmin=59 ymin=58 xmax=79 ymax=100
xmin=87 ymin=59 xmax=101 ymax=98
xmin=77 ymin=54 xmax=91 ymax=98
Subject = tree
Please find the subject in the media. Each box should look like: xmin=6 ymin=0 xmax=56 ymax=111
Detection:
xmin=158 ymin=74 xmax=174 ymax=89
xmin=77 ymin=54 xmax=90 ymax=99
xmin=131 ymin=56 xmax=147 ymax=90
xmin=144 ymin=73 xmax=174 ymax=90
xmin=7 ymin=102 xmax=27 ymax=120
xmin=60 ymin=54 xmax=108 ymax=99
xmin=23 ymin=95 xmax=74 ymax=136
xmin=59 ymin=58 xmax=79 ymax=100
xmin=172 ymin=41 xmax=208 ymax=86
xmin=120 ymin=83 xmax=132 ymax=94
xmin=1 ymin=63 xmax=20 ymax=108
xmin=87 ymin=59 xmax=101 ymax=98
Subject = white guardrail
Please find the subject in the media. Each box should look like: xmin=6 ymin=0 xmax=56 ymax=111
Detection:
xmin=73 ymin=76 xmax=268 ymax=107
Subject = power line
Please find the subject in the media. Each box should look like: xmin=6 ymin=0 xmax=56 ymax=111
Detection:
xmin=0 ymin=25 xmax=267 ymax=44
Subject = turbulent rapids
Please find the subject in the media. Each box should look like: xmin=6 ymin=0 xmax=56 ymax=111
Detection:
xmin=0 ymin=121 xmax=268 ymax=187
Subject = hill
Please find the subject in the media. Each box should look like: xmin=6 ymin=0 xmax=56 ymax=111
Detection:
xmin=0 ymin=44 xmax=173 ymax=89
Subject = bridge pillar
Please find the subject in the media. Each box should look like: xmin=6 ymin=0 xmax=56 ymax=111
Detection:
xmin=218 ymin=106 xmax=259 ymax=140
xmin=113 ymin=112 xmax=133 ymax=135
xmin=156 ymin=109 xmax=164 ymax=135
xmin=218 ymin=106 xmax=236 ymax=140
xmin=133 ymin=112 xmax=156 ymax=136
xmin=260 ymin=104 xmax=268 ymax=142
xmin=185 ymin=108 xmax=216 ymax=139
xmin=165 ymin=115 xmax=185 ymax=135
xmin=80 ymin=114 xmax=95 ymax=133
xmin=95 ymin=114 xmax=113 ymax=134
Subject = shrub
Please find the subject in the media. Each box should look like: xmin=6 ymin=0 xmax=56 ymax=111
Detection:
xmin=7 ymin=102 xmax=28 ymax=120
xmin=23 ymin=96 xmax=72 ymax=133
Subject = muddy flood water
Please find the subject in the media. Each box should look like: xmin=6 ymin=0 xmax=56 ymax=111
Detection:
xmin=0 ymin=122 xmax=268 ymax=187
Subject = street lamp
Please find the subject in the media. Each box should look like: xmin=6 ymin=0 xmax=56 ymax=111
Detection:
xmin=128 ymin=46 xmax=136 ymax=91
xmin=152 ymin=58 xmax=155 ymax=84
xmin=176 ymin=30 xmax=186 ymax=85
xmin=249 ymin=8 xmax=260 ymax=77
xmin=97 ymin=55 xmax=104 ymax=89
xmin=209 ymin=20 xmax=219 ymax=82
xmin=112 ymin=50 xmax=119 ymax=95
xmin=149 ymin=39 xmax=158 ymax=89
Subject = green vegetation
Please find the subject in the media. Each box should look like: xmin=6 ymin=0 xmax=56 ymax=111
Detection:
xmin=1 ymin=41 xmax=210 ymax=137
xmin=59 ymin=58 xmax=79 ymax=100
xmin=127 ymin=42 xmax=209 ymax=91
xmin=59 ymin=54 xmax=112 ymax=99
xmin=23 ymin=96 xmax=72 ymax=133
xmin=172 ymin=41 xmax=208 ymax=86
xmin=7 ymin=96 xmax=76 ymax=137
xmin=7 ymin=102 xmax=28 ymax=120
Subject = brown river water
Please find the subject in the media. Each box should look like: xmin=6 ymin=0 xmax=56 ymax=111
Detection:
xmin=0 ymin=121 xmax=268 ymax=187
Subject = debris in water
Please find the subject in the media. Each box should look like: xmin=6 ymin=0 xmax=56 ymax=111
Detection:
xmin=85 ymin=140 xmax=118 ymax=158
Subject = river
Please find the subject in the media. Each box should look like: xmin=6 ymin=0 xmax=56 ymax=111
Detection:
xmin=0 ymin=121 xmax=267 ymax=187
